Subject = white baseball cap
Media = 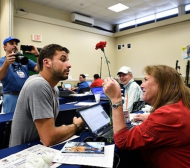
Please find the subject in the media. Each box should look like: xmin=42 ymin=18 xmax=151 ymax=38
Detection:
xmin=117 ymin=66 xmax=132 ymax=75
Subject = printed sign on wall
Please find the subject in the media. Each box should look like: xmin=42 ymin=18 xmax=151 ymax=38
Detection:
xmin=182 ymin=45 xmax=190 ymax=59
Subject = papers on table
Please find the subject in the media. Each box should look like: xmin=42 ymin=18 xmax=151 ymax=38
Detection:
xmin=70 ymin=93 xmax=89 ymax=97
xmin=53 ymin=144 xmax=115 ymax=168
xmin=0 ymin=144 xmax=61 ymax=168
xmin=74 ymin=102 xmax=98 ymax=106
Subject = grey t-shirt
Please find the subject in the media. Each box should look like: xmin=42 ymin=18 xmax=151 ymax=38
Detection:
xmin=9 ymin=75 xmax=59 ymax=147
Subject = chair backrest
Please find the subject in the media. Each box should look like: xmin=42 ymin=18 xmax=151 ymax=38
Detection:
xmin=78 ymin=87 xmax=91 ymax=94
xmin=82 ymin=87 xmax=91 ymax=92
xmin=131 ymin=101 xmax=145 ymax=113
xmin=134 ymin=80 xmax=142 ymax=86
xmin=57 ymin=86 xmax=63 ymax=91
xmin=59 ymin=90 xmax=73 ymax=97
xmin=0 ymin=120 xmax=12 ymax=149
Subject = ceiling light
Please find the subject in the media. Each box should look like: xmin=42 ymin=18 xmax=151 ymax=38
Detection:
xmin=119 ymin=20 xmax=135 ymax=29
xmin=108 ymin=3 xmax=129 ymax=12
xmin=185 ymin=4 xmax=190 ymax=11
xmin=136 ymin=15 xmax=155 ymax=24
xmin=156 ymin=8 xmax=178 ymax=19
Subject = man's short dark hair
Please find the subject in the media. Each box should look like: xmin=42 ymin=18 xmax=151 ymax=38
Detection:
xmin=38 ymin=44 xmax=69 ymax=71
xmin=94 ymin=74 xmax=100 ymax=79
xmin=80 ymin=74 xmax=86 ymax=78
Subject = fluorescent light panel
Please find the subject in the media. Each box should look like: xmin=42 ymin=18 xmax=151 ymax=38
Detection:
xmin=118 ymin=7 xmax=179 ymax=30
xmin=136 ymin=15 xmax=155 ymax=24
xmin=185 ymin=4 xmax=190 ymax=11
xmin=119 ymin=20 xmax=135 ymax=29
xmin=108 ymin=3 xmax=129 ymax=12
xmin=156 ymin=8 xmax=178 ymax=19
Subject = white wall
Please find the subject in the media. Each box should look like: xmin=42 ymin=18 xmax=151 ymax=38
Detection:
xmin=14 ymin=13 xmax=116 ymax=81
xmin=14 ymin=0 xmax=190 ymax=83
xmin=115 ymin=17 xmax=190 ymax=79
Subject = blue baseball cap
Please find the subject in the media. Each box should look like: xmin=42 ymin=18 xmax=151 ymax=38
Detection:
xmin=3 ymin=37 xmax=20 ymax=45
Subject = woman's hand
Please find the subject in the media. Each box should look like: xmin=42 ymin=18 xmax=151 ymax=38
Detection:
xmin=133 ymin=113 xmax=150 ymax=122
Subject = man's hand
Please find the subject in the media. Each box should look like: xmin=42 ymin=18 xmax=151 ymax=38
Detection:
xmin=133 ymin=113 xmax=150 ymax=122
xmin=73 ymin=117 xmax=85 ymax=131
xmin=5 ymin=51 xmax=16 ymax=65
xmin=25 ymin=45 xmax=39 ymax=56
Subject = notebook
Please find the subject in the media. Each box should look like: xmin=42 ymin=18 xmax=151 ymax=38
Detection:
xmin=90 ymin=86 xmax=109 ymax=101
xmin=77 ymin=104 xmax=113 ymax=140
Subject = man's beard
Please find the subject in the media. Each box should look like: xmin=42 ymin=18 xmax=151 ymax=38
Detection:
xmin=52 ymin=69 xmax=69 ymax=81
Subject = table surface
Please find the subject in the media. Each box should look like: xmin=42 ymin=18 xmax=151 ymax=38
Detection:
xmin=0 ymin=98 xmax=109 ymax=124
xmin=0 ymin=131 xmax=114 ymax=168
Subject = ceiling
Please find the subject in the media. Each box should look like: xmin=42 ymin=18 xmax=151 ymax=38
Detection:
xmin=28 ymin=0 xmax=190 ymax=25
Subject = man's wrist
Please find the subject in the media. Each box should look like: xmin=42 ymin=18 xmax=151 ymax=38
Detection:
xmin=73 ymin=123 xmax=79 ymax=132
xmin=35 ymin=54 xmax=39 ymax=58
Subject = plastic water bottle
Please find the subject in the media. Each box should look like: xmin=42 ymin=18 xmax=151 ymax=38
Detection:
xmin=123 ymin=108 xmax=130 ymax=123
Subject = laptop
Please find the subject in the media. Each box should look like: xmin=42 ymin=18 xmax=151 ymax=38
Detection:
xmin=64 ymin=83 xmax=72 ymax=89
xmin=77 ymin=104 xmax=113 ymax=140
xmin=77 ymin=104 xmax=135 ymax=141
xmin=90 ymin=86 xmax=109 ymax=101
xmin=86 ymin=81 xmax=92 ymax=86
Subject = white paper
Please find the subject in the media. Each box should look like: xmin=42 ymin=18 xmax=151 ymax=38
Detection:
xmin=0 ymin=145 xmax=61 ymax=168
xmin=74 ymin=102 xmax=98 ymax=106
xmin=70 ymin=93 xmax=89 ymax=97
xmin=53 ymin=144 xmax=115 ymax=168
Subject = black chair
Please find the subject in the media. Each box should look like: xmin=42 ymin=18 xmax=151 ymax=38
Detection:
xmin=55 ymin=109 xmax=80 ymax=126
xmin=134 ymin=80 xmax=142 ymax=86
xmin=0 ymin=120 xmax=12 ymax=149
xmin=131 ymin=100 xmax=145 ymax=113
xmin=78 ymin=87 xmax=91 ymax=94
xmin=57 ymin=86 xmax=63 ymax=91
xmin=59 ymin=90 xmax=73 ymax=98
xmin=82 ymin=87 xmax=91 ymax=92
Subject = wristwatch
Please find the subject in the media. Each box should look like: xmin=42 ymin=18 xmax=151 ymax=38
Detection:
xmin=112 ymin=101 xmax=123 ymax=109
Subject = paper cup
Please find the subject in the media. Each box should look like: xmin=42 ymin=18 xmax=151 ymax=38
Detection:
xmin=94 ymin=94 xmax=100 ymax=103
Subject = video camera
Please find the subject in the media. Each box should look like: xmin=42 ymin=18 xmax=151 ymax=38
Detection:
xmin=14 ymin=51 xmax=28 ymax=65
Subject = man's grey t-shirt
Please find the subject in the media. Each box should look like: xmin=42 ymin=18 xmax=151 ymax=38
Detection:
xmin=9 ymin=75 xmax=59 ymax=147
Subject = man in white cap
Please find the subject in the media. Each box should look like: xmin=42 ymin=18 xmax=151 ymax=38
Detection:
xmin=0 ymin=37 xmax=39 ymax=113
xmin=117 ymin=66 xmax=142 ymax=112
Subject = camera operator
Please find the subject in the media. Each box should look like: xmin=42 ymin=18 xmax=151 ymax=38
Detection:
xmin=0 ymin=37 xmax=39 ymax=113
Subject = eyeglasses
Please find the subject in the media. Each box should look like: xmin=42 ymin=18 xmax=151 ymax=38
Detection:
xmin=118 ymin=74 xmax=128 ymax=78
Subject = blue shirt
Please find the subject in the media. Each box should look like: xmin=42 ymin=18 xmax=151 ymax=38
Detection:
xmin=0 ymin=56 xmax=37 ymax=113
xmin=0 ymin=56 xmax=37 ymax=93
xmin=76 ymin=81 xmax=89 ymax=93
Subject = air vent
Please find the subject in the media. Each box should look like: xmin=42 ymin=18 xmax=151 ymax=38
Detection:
xmin=71 ymin=13 xmax=94 ymax=27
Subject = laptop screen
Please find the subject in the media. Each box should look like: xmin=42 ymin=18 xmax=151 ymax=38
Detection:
xmin=78 ymin=105 xmax=110 ymax=134
xmin=90 ymin=87 xmax=107 ymax=98
xmin=64 ymin=83 xmax=72 ymax=89
xmin=86 ymin=81 xmax=92 ymax=86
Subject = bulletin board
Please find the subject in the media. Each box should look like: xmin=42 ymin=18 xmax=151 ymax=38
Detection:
xmin=22 ymin=48 xmax=41 ymax=75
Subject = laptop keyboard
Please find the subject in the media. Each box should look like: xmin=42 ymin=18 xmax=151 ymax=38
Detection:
xmin=99 ymin=126 xmax=113 ymax=139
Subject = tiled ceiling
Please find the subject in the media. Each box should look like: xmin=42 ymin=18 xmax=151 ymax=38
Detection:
xmin=28 ymin=0 xmax=190 ymax=25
